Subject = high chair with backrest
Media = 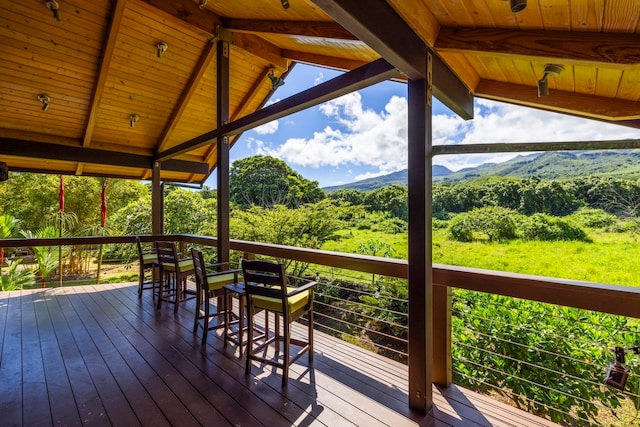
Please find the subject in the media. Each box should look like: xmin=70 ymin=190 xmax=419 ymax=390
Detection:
xmin=136 ymin=236 xmax=158 ymax=299
xmin=241 ymin=258 xmax=316 ymax=387
xmin=155 ymin=240 xmax=195 ymax=313
xmin=191 ymin=248 xmax=242 ymax=345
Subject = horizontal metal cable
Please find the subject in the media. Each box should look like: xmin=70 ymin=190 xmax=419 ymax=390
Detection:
xmin=454 ymin=371 xmax=592 ymax=425
xmin=314 ymin=311 xmax=408 ymax=345
xmin=314 ymin=299 xmax=408 ymax=330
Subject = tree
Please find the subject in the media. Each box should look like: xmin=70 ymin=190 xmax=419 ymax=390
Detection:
xmin=363 ymin=185 xmax=408 ymax=220
xmin=230 ymin=156 xmax=324 ymax=209
xmin=231 ymin=200 xmax=345 ymax=278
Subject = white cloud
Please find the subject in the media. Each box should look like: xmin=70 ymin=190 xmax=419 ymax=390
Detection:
xmin=253 ymin=120 xmax=279 ymax=135
xmin=314 ymin=71 xmax=325 ymax=86
xmin=258 ymin=93 xmax=640 ymax=175
xmin=263 ymin=92 xmax=408 ymax=175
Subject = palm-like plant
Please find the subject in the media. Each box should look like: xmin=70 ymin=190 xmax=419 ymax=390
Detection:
xmin=0 ymin=214 xmax=21 ymax=275
xmin=21 ymin=226 xmax=69 ymax=288
xmin=1 ymin=259 xmax=35 ymax=291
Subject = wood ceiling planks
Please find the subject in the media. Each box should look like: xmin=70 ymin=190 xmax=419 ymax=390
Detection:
xmin=0 ymin=0 xmax=638 ymax=182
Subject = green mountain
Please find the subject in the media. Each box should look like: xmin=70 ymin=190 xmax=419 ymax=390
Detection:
xmin=323 ymin=150 xmax=640 ymax=192
xmin=323 ymin=165 xmax=453 ymax=193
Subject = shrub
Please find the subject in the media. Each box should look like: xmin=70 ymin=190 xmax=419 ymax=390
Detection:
xmin=372 ymin=217 xmax=407 ymax=234
xmin=567 ymin=207 xmax=619 ymax=229
xmin=448 ymin=207 xmax=519 ymax=242
xmin=519 ymin=214 xmax=590 ymax=241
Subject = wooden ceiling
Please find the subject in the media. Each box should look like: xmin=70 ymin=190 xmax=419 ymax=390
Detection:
xmin=1 ymin=0 xmax=638 ymax=183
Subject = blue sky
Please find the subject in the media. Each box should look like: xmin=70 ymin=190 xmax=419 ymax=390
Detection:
xmin=207 ymin=63 xmax=640 ymax=189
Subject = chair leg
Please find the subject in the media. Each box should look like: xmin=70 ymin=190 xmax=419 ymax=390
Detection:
xmin=201 ymin=290 xmax=211 ymax=345
xmin=193 ymin=284 xmax=202 ymax=334
xmin=308 ymin=309 xmax=314 ymax=363
xmin=245 ymin=306 xmax=253 ymax=376
xmin=283 ymin=318 xmax=290 ymax=387
xmin=156 ymin=271 xmax=165 ymax=309
xmin=138 ymin=261 xmax=144 ymax=298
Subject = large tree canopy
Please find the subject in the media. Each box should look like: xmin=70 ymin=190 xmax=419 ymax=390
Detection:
xmin=229 ymin=156 xmax=324 ymax=209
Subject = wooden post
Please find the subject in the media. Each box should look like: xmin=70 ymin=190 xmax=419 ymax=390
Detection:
xmin=216 ymin=38 xmax=230 ymax=264
xmin=407 ymin=52 xmax=433 ymax=413
xmin=433 ymin=284 xmax=452 ymax=385
xmin=152 ymin=161 xmax=163 ymax=235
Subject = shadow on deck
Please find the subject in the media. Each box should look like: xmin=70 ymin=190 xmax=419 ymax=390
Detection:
xmin=0 ymin=283 xmax=557 ymax=426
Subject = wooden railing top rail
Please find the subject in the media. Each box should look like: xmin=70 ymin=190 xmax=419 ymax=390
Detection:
xmin=1 ymin=234 xmax=638 ymax=317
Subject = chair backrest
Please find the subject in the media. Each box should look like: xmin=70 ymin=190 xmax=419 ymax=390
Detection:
xmin=191 ymin=248 xmax=206 ymax=291
xmin=135 ymin=236 xmax=144 ymax=261
xmin=241 ymin=259 xmax=288 ymax=302
xmin=155 ymin=240 xmax=178 ymax=270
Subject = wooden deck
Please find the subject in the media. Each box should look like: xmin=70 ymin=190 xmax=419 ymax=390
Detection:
xmin=0 ymin=283 xmax=558 ymax=426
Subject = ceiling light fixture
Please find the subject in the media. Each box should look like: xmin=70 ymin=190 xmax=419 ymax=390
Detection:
xmin=38 ymin=94 xmax=50 ymax=111
xmin=199 ymin=0 xmax=208 ymax=10
xmin=130 ymin=114 xmax=139 ymax=128
xmin=537 ymin=64 xmax=564 ymax=97
xmin=281 ymin=0 xmax=290 ymax=10
xmin=44 ymin=0 xmax=60 ymax=21
xmin=267 ymin=69 xmax=285 ymax=90
xmin=156 ymin=41 xmax=168 ymax=58
xmin=504 ymin=0 xmax=526 ymax=13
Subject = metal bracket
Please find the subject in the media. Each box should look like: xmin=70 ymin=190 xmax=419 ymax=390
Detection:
xmin=426 ymin=52 xmax=433 ymax=107
xmin=214 ymin=25 xmax=235 ymax=47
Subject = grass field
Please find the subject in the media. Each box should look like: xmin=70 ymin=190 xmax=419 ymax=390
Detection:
xmin=323 ymin=226 xmax=640 ymax=288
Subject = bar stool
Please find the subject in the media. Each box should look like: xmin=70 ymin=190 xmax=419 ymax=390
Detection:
xmin=191 ymin=248 xmax=241 ymax=345
xmin=136 ymin=236 xmax=158 ymax=299
xmin=155 ymin=241 xmax=195 ymax=313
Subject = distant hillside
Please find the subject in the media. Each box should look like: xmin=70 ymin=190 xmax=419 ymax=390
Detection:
xmin=323 ymin=150 xmax=640 ymax=192
xmin=323 ymin=165 xmax=453 ymax=193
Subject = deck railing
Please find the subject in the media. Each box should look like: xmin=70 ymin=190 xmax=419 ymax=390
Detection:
xmin=2 ymin=234 xmax=640 ymax=424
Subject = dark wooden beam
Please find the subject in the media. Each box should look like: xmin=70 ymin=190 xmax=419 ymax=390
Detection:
xmin=407 ymin=69 xmax=433 ymax=412
xmin=83 ymin=0 xmax=126 ymax=148
xmin=311 ymin=0 xmax=473 ymax=119
xmin=223 ymin=19 xmax=356 ymax=40
xmin=436 ymin=27 xmax=640 ymax=65
xmin=217 ymin=39 xmax=231 ymax=264
xmin=151 ymin=162 xmax=163 ymax=235
xmin=222 ymin=58 xmax=400 ymax=135
xmin=433 ymin=139 xmax=640 ymax=156
xmin=156 ymin=58 xmax=400 ymax=160
xmin=0 ymin=138 xmax=209 ymax=174
xmin=476 ymin=79 xmax=640 ymax=120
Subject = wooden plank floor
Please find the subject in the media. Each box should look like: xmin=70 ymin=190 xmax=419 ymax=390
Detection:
xmin=0 ymin=283 xmax=559 ymax=426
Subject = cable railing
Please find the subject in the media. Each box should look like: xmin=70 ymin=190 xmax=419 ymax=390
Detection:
xmin=2 ymin=234 xmax=640 ymax=425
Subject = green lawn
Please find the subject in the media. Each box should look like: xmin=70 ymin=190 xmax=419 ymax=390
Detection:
xmin=323 ymin=227 xmax=640 ymax=288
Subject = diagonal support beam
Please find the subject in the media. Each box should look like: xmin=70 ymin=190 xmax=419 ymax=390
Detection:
xmin=156 ymin=41 xmax=217 ymax=153
xmin=312 ymin=0 xmax=473 ymax=119
xmin=83 ymin=0 xmax=127 ymax=147
xmin=156 ymin=58 xmax=400 ymax=161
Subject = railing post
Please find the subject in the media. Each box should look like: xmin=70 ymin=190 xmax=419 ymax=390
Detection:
xmin=433 ymin=284 xmax=451 ymax=385
xmin=407 ymin=53 xmax=433 ymax=413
